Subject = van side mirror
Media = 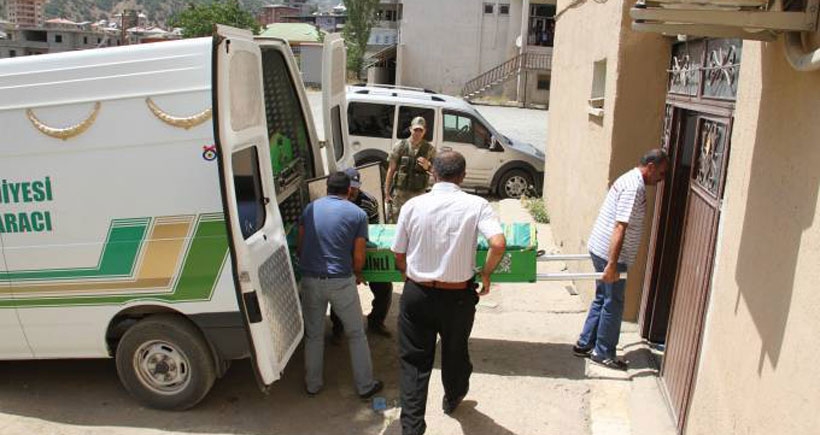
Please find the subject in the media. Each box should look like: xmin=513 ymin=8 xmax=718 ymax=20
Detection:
xmin=489 ymin=137 xmax=504 ymax=152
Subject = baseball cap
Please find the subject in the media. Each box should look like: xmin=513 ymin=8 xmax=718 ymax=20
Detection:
xmin=343 ymin=167 xmax=362 ymax=188
xmin=410 ymin=116 xmax=426 ymax=131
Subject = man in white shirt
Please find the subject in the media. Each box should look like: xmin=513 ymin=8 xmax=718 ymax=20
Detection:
xmin=573 ymin=149 xmax=668 ymax=371
xmin=391 ymin=151 xmax=506 ymax=435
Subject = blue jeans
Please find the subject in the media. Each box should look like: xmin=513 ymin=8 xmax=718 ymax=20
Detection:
xmin=577 ymin=252 xmax=628 ymax=360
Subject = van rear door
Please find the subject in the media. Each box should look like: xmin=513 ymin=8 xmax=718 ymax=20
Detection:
xmin=321 ymin=33 xmax=353 ymax=171
xmin=213 ymin=25 xmax=303 ymax=390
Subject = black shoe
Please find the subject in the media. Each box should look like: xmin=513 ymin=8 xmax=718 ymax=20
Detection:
xmin=367 ymin=323 xmax=392 ymax=338
xmin=572 ymin=344 xmax=593 ymax=358
xmin=590 ymin=354 xmax=628 ymax=371
xmin=359 ymin=380 xmax=384 ymax=399
xmin=442 ymin=395 xmax=464 ymax=415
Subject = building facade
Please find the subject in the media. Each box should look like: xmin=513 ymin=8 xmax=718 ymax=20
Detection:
xmin=6 ymin=0 xmax=45 ymax=27
xmin=257 ymin=5 xmax=301 ymax=27
xmin=395 ymin=0 xmax=554 ymax=105
xmin=0 ymin=19 xmax=123 ymax=58
xmin=545 ymin=0 xmax=820 ymax=433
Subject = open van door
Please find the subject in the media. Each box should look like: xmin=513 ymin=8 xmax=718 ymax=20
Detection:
xmin=321 ymin=33 xmax=353 ymax=171
xmin=213 ymin=25 xmax=303 ymax=390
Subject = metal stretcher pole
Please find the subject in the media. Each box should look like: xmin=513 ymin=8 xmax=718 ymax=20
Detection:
xmin=535 ymin=253 xmax=627 ymax=281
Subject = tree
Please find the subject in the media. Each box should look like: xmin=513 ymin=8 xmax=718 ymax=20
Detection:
xmin=342 ymin=0 xmax=379 ymax=76
xmin=170 ymin=0 xmax=260 ymax=39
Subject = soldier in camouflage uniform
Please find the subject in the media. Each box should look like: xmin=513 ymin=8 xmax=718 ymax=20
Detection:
xmin=384 ymin=116 xmax=436 ymax=224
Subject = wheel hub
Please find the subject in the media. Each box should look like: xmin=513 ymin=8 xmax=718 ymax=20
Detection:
xmin=505 ymin=175 xmax=529 ymax=198
xmin=133 ymin=340 xmax=191 ymax=395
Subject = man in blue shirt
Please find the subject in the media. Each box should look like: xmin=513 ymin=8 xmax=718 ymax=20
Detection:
xmin=298 ymin=171 xmax=383 ymax=398
xmin=330 ymin=167 xmax=394 ymax=341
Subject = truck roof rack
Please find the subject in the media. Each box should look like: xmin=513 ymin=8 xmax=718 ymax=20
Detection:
xmin=350 ymin=83 xmax=438 ymax=94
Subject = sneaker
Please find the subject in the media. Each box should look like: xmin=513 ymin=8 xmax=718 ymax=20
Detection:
xmin=572 ymin=344 xmax=593 ymax=358
xmin=442 ymin=395 xmax=464 ymax=415
xmin=359 ymin=380 xmax=384 ymax=399
xmin=590 ymin=354 xmax=628 ymax=371
xmin=367 ymin=323 xmax=392 ymax=338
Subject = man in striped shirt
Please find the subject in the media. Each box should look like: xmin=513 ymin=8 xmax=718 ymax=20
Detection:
xmin=573 ymin=149 xmax=668 ymax=370
xmin=392 ymin=151 xmax=506 ymax=435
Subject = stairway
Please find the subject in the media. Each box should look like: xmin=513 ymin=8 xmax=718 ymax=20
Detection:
xmin=462 ymin=52 xmax=552 ymax=100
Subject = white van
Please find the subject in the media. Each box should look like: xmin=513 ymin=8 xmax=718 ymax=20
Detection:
xmin=346 ymin=85 xmax=545 ymax=198
xmin=0 ymin=27 xmax=350 ymax=410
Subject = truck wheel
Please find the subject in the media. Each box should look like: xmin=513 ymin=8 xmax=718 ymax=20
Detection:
xmin=498 ymin=169 xmax=534 ymax=199
xmin=115 ymin=314 xmax=216 ymax=410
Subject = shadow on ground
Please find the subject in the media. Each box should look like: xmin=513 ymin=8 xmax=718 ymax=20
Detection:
xmin=0 ymin=309 xmax=584 ymax=434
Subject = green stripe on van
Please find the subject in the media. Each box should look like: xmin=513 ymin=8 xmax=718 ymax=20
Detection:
xmin=0 ymin=215 xmax=229 ymax=308
xmin=0 ymin=218 xmax=150 ymax=283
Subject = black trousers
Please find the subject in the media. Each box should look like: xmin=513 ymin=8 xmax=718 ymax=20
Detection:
xmin=398 ymin=280 xmax=478 ymax=435
xmin=331 ymin=281 xmax=393 ymax=331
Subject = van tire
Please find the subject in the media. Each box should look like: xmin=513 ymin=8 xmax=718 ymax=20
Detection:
xmin=497 ymin=169 xmax=534 ymax=199
xmin=115 ymin=314 xmax=216 ymax=410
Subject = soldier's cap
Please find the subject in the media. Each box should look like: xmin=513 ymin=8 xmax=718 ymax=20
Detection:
xmin=410 ymin=116 xmax=426 ymax=131
xmin=343 ymin=167 xmax=362 ymax=188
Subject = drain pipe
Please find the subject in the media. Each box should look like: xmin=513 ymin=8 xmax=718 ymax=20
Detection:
xmin=784 ymin=31 xmax=820 ymax=72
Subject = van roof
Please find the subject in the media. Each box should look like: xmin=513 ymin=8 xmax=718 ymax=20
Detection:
xmin=0 ymin=37 xmax=212 ymax=111
xmin=346 ymin=85 xmax=475 ymax=111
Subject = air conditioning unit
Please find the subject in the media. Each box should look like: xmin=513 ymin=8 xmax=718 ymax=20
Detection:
xmin=630 ymin=0 xmax=820 ymax=41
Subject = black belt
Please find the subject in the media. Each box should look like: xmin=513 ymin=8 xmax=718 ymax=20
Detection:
xmin=410 ymin=279 xmax=471 ymax=290
xmin=302 ymin=273 xmax=352 ymax=280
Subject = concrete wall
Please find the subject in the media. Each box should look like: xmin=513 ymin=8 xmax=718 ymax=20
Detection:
xmin=398 ymin=0 xmax=521 ymax=95
xmin=543 ymin=0 xmax=667 ymax=319
xmin=684 ymin=39 xmax=820 ymax=434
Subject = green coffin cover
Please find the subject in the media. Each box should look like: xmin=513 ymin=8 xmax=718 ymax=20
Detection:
xmin=288 ymin=223 xmax=538 ymax=283
xmin=363 ymin=223 xmax=537 ymax=283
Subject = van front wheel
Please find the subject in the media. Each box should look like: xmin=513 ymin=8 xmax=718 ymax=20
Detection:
xmin=115 ymin=315 xmax=216 ymax=410
xmin=498 ymin=169 xmax=534 ymax=199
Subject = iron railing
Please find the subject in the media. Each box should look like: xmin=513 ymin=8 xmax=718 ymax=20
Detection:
xmin=461 ymin=52 xmax=553 ymax=98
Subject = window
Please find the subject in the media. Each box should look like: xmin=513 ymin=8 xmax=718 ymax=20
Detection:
xmin=528 ymin=5 xmax=556 ymax=47
xmin=331 ymin=105 xmax=344 ymax=161
xmin=500 ymin=4 xmax=510 ymax=15
xmin=232 ymin=146 xmax=267 ymax=240
xmin=443 ymin=111 xmax=492 ymax=149
xmin=348 ymin=102 xmax=394 ymax=138
xmin=589 ymin=59 xmax=607 ymax=117
xmin=537 ymin=75 xmax=550 ymax=90
xmin=9 ymin=50 xmax=16 ymax=58
xmin=397 ymin=106 xmax=435 ymax=141
xmin=484 ymin=3 xmax=494 ymax=14
xmin=54 ymin=34 xmax=62 ymax=43
xmin=97 ymin=37 xmax=102 ymax=43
